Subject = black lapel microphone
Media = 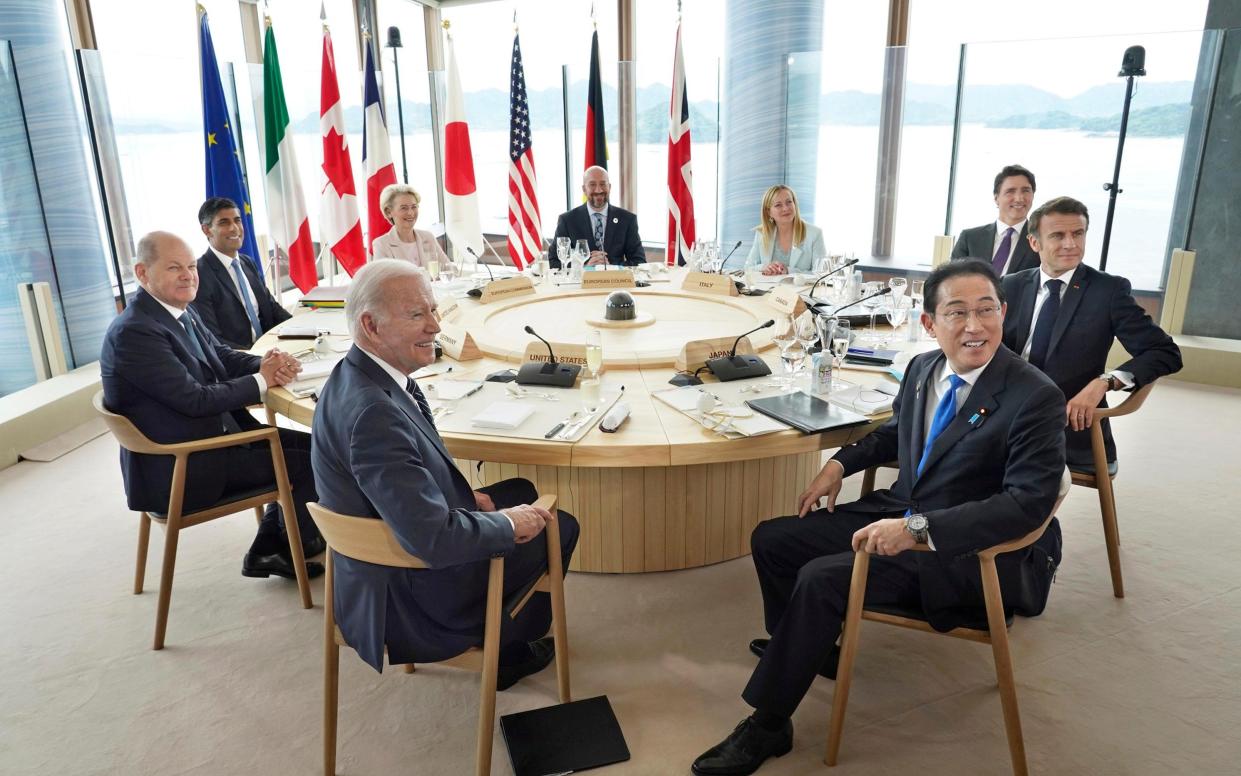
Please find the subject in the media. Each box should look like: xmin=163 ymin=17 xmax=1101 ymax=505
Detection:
xmin=707 ymin=319 xmax=776 ymax=382
xmin=830 ymin=285 xmax=890 ymax=315
xmin=516 ymin=325 xmax=581 ymax=387
xmin=808 ymin=258 xmax=860 ymax=297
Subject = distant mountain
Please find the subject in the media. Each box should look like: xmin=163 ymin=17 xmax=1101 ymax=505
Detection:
xmin=987 ymin=103 xmax=1191 ymax=136
xmin=636 ymin=101 xmax=719 ymax=143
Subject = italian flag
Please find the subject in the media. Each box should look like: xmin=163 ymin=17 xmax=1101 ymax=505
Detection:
xmin=262 ymin=20 xmax=316 ymax=293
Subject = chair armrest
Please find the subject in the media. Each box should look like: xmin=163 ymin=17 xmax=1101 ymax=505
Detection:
xmin=532 ymin=494 xmax=558 ymax=513
xmin=1093 ymin=380 xmax=1156 ymax=422
xmin=978 ymin=514 xmax=1054 ymax=560
xmin=156 ymin=427 xmax=278 ymax=456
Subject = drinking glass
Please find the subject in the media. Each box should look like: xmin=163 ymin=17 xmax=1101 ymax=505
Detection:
xmin=771 ymin=317 xmax=799 ymax=390
xmin=886 ymin=297 xmax=909 ymax=332
xmin=556 ymin=236 xmax=571 ymax=266
xmin=888 ymin=277 xmax=908 ymax=301
xmin=861 ymin=281 xmax=883 ymax=340
xmin=830 ymin=318 xmax=852 ymax=388
xmin=585 ymin=330 xmax=603 ymax=378
xmin=910 ymin=278 xmax=925 ymax=308
xmin=440 ymin=261 xmax=458 ymax=282
xmin=426 ymin=259 xmax=440 ymax=281
xmin=580 ymin=377 xmax=602 ymax=416
xmin=794 ymin=311 xmax=819 ymax=372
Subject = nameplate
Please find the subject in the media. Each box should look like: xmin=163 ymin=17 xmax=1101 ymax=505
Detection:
xmin=766 ymin=285 xmax=807 ymax=317
xmin=522 ymin=341 xmax=589 ymax=368
xmin=478 ymin=276 xmax=535 ymax=304
xmin=436 ymin=321 xmax=481 ymax=361
xmin=582 ymin=269 xmax=636 ymax=289
xmin=681 ymin=271 xmax=739 ymax=296
xmin=676 ymin=335 xmax=757 ymax=374
xmin=438 ymin=298 xmax=462 ymax=323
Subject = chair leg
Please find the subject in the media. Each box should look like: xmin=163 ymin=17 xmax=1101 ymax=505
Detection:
xmin=546 ymin=517 xmax=572 ymax=703
xmin=403 ymin=664 xmax=416 ymax=674
xmin=1091 ymin=425 xmax=1124 ymax=598
xmin=323 ymin=552 xmax=339 ymax=776
xmin=859 ymin=466 xmax=877 ymax=498
xmin=153 ymin=516 xmax=181 ymax=651
xmin=134 ymin=512 xmax=152 ymax=594
xmin=253 ymin=506 xmax=263 ymax=525
xmin=980 ymin=558 xmax=1028 ymax=776
xmin=269 ymin=435 xmax=313 ymax=609
xmin=476 ymin=559 xmax=504 ymax=776
xmin=825 ymin=550 xmax=871 ymax=767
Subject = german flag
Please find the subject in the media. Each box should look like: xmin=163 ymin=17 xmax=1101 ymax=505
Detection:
xmin=584 ymin=29 xmax=608 ymax=171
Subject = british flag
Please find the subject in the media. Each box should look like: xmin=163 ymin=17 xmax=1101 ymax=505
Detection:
xmin=506 ymin=30 xmax=542 ymax=270
xmin=666 ymin=21 xmax=695 ymax=266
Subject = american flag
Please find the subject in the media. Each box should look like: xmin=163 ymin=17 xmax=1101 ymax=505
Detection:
xmin=507 ymin=31 xmax=542 ymax=270
xmin=666 ymin=21 xmax=695 ymax=266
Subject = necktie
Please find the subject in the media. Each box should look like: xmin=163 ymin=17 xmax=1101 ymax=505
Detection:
xmin=1027 ymin=279 xmax=1064 ymax=369
xmin=992 ymin=227 xmax=1015 ymax=274
xmin=179 ymin=312 xmax=209 ymax=365
xmin=593 ymin=212 xmax=605 ymax=252
xmin=406 ymin=378 xmax=436 ymax=428
xmin=917 ymin=374 xmax=966 ymax=476
xmin=230 ymin=258 xmax=263 ymax=341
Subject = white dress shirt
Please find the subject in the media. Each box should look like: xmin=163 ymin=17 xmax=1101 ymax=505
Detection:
xmin=991 ymin=219 xmax=1026 ymax=275
xmin=208 ymin=245 xmax=262 ymax=332
xmin=150 ymin=294 xmax=265 ymax=396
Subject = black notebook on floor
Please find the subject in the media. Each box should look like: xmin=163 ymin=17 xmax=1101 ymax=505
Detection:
xmin=746 ymin=391 xmax=872 ymax=434
xmin=500 ymin=695 xmax=629 ymax=776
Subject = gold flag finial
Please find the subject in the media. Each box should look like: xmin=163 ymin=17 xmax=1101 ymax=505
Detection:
xmin=442 ymin=19 xmax=451 ymax=31
xmin=196 ymin=3 xmax=206 ymax=16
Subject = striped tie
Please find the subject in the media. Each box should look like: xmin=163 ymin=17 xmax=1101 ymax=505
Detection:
xmin=593 ymin=212 xmax=605 ymax=252
xmin=406 ymin=378 xmax=436 ymax=428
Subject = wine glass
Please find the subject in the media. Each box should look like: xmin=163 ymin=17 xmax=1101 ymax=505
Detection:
xmin=830 ymin=318 xmax=852 ymax=389
xmin=426 ymin=259 xmax=440 ymax=281
xmin=793 ymin=311 xmax=819 ymax=374
xmin=771 ymin=316 xmax=799 ymax=391
xmin=585 ymin=329 xmax=603 ymax=379
xmin=556 ymin=236 xmax=571 ymax=268
xmin=574 ymin=239 xmax=590 ymax=272
xmin=861 ymin=281 xmax=883 ymax=341
xmin=886 ymin=297 xmax=910 ymax=334
xmin=440 ymin=260 xmax=458 ymax=282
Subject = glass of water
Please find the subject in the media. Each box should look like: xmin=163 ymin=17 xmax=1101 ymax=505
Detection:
xmin=585 ymin=329 xmax=603 ymax=378
xmin=830 ymin=318 xmax=852 ymax=388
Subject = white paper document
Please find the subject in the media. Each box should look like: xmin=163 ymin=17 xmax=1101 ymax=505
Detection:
xmin=470 ymin=401 xmax=535 ymax=430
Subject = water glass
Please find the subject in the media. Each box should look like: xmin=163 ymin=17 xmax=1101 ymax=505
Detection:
xmin=426 ymin=259 xmax=440 ymax=281
xmin=829 ymin=318 xmax=853 ymax=389
xmin=585 ymin=330 xmax=603 ymax=378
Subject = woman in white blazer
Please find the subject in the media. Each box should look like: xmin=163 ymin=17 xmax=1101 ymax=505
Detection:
xmin=370 ymin=184 xmax=452 ymax=270
xmin=742 ymin=184 xmax=826 ymax=274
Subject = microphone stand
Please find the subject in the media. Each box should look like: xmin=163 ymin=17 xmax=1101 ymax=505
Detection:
xmin=807 ymin=258 xmax=860 ymax=299
xmin=1100 ymin=46 xmax=1146 ymax=272
xmin=516 ymin=325 xmax=581 ymax=387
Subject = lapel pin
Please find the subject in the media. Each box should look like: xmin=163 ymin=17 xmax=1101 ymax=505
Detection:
xmin=612 ymin=217 xmax=618 ymax=224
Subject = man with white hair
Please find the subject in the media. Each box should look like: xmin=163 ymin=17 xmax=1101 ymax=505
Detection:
xmin=310 ymin=259 xmax=579 ymax=685
xmin=549 ymin=165 xmax=646 ymax=267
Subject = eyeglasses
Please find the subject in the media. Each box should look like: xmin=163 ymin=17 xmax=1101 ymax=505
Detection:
xmin=935 ymin=305 xmax=1002 ymax=325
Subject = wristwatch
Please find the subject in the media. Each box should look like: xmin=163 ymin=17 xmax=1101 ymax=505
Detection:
xmin=1098 ymin=373 xmax=1121 ymax=391
xmin=905 ymin=513 xmax=929 ymax=544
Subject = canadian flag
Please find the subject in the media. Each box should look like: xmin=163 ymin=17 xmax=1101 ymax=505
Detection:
xmin=320 ymin=25 xmax=364 ymax=275
xmin=362 ymin=39 xmax=397 ymax=255
xmin=443 ymin=32 xmax=483 ymax=260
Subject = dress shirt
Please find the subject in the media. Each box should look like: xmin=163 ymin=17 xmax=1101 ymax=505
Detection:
xmin=208 ymin=245 xmax=263 ymax=327
xmin=150 ymin=293 xmax=265 ymax=396
xmin=1019 ymin=267 xmax=1133 ymax=387
xmin=991 ymin=219 xmax=1026 ymax=275
xmin=355 ymin=347 xmax=515 ymax=531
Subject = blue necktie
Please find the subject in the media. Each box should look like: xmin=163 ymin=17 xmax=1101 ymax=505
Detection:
xmin=179 ymin=312 xmax=209 ymax=365
xmin=917 ymin=374 xmax=966 ymax=476
xmin=593 ymin=212 xmax=605 ymax=252
xmin=992 ymin=227 xmax=1014 ymax=274
xmin=1027 ymin=279 xmax=1064 ymax=369
xmin=230 ymin=258 xmax=263 ymax=341
xmin=406 ymin=378 xmax=436 ymax=428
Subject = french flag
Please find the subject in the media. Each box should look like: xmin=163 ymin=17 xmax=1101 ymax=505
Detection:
xmin=362 ymin=38 xmax=396 ymax=254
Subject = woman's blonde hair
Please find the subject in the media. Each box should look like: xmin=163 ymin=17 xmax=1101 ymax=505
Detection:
xmin=379 ymin=184 xmax=421 ymax=224
xmin=756 ymin=185 xmax=806 ymax=253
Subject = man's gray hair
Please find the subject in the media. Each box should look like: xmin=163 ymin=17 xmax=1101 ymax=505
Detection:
xmin=134 ymin=231 xmax=184 ymax=267
xmin=345 ymin=258 xmax=428 ymax=339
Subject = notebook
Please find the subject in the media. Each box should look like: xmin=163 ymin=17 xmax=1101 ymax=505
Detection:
xmin=500 ymin=695 xmax=630 ymax=776
xmin=746 ymin=391 xmax=871 ymax=434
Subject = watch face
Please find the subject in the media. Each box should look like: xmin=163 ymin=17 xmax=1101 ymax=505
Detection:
xmin=908 ymin=514 xmax=928 ymax=532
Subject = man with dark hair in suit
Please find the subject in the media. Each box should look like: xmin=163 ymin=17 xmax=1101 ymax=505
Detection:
xmin=1001 ymin=195 xmax=1181 ymax=470
xmin=692 ymin=259 xmax=1066 ymax=776
xmin=549 ymin=165 xmax=646 ymax=268
xmin=100 ymin=231 xmax=323 ymax=580
xmin=951 ymin=164 xmax=1041 ymax=276
xmin=192 ymin=196 xmax=291 ymax=349
xmin=310 ymin=259 xmax=579 ymax=685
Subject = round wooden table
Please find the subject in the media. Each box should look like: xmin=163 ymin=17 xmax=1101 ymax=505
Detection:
xmin=264 ymin=269 xmax=915 ymax=574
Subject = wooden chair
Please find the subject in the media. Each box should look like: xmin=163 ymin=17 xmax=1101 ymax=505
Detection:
xmin=93 ymin=391 xmax=312 ymax=650
xmin=308 ymin=495 xmax=571 ymax=776
xmin=826 ymin=470 xmax=1071 ymax=776
xmin=1069 ymin=381 xmax=1157 ymax=599
xmin=858 ymin=461 xmax=899 ymax=497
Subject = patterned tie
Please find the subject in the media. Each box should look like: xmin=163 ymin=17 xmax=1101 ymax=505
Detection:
xmin=1027 ymin=279 xmax=1064 ymax=369
xmin=230 ymin=258 xmax=263 ymax=341
xmin=917 ymin=374 xmax=966 ymax=476
xmin=992 ymin=227 xmax=1015 ymax=274
xmin=592 ymin=212 xmax=605 ymax=252
xmin=179 ymin=312 xmax=209 ymax=365
xmin=406 ymin=378 xmax=436 ymax=428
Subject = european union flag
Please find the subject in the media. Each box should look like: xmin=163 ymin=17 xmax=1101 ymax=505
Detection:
xmin=199 ymin=9 xmax=261 ymax=274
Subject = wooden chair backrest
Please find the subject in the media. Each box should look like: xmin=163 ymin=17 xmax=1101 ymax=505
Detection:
xmin=1095 ymin=380 xmax=1155 ymax=422
xmin=93 ymin=390 xmax=166 ymax=455
xmin=306 ymin=502 xmax=429 ymax=569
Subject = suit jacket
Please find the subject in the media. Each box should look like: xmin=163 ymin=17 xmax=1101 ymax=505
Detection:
xmin=742 ymin=223 xmax=827 ymax=273
xmin=100 ymin=288 xmax=263 ymax=513
xmin=831 ymin=346 xmax=1067 ymax=629
xmin=550 ymin=203 xmax=645 ymax=267
xmin=951 ymin=222 xmax=1039 ymax=275
xmin=191 ymin=250 xmax=291 ymax=349
xmin=1001 ymin=263 xmax=1182 ymax=463
xmin=369 ymin=226 xmax=450 ymax=268
xmin=310 ymin=346 xmax=517 ymax=671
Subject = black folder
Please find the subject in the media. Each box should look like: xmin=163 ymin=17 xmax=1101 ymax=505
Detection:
xmin=746 ymin=391 xmax=871 ymax=434
xmin=500 ymin=695 xmax=630 ymax=776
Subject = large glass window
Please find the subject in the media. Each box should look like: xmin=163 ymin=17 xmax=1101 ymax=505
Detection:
xmin=377 ymin=0 xmax=436 ymax=226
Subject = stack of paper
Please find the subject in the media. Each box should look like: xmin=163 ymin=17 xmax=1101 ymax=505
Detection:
xmin=829 ymin=383 xmax=896 ymax=416
xmin=471 ymin=401 xmax=535 ymax=430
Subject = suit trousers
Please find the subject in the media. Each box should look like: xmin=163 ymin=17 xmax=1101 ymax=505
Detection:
xmin=742 ymin=508 xmax=920 ymax=719
xmin=203 ymin=426 xmax=320 ymax=546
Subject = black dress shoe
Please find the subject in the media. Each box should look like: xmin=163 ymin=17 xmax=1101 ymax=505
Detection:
xmin=692 ymin=716 xmax=793 ymax=775
xmin=300 ymin=535 xmax=326 ymax=558
xmin=242 ymin=551 xmax=324 ymax=580
xmin=748 ymin=638 xmax=840 ymax=680
xmin=496 ymin=636 xmax=556 ymax=691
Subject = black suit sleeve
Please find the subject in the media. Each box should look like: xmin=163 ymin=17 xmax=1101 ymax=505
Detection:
xmin=950 ymin=232 xmax=969 ymax=260
xmin=1107 ymin=276 xmax=1182 ymax=387
xmin=111 ymin=323 xmax=260 ymax=418
xmin=620 ymin=214 xmax=645 ymax=265
xmin=197 ymin=318 xmax=263 ymax=378
xmin=191 ymin=278 xmax=248 ymax=350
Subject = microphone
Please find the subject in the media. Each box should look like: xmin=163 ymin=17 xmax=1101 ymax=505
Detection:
xmin=720 ymin=240 xmax=742 ymax=272
xmin=516 ymin=325 xmax=582 ymax=387
xmin=807 ymin=258 xmax=859 ymax=298
xmin=466 ymin=247 xmax=495 ymax=282
xmin=707 ymin=319 xmax=776 ymax=382
xmin=830 ymin=285 xmax=890 ymax=316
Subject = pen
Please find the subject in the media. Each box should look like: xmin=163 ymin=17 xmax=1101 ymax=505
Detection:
xmin=463 ymin=382 xmax=484 ymax=398
xmin=544 ymin=422 xmax=566 ymax=439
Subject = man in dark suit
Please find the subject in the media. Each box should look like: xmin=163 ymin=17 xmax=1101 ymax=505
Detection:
xmin=311 ymin=259 xmax=579 ymax=685
xmin=100 ymin=232 xmax=324 ymax=580
xmin=549 ymin=165 xmax=646 ymax=268
xmin=192 ymin=197 xmax=291 ymax=349
xmin=693 ymin=260 xmax=1066 ymax=776
xmin=951 ymin=164 xmax=1041 ymax=276
xmin=1001 ymin=196 xmax=1181 ymax=470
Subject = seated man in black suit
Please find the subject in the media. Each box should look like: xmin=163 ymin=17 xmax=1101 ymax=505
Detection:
xmin=100 ymin=231 xmax=323 ymax=581
xmin=549 ymin=165 xmax=646 ymax=268
xmin=692 ymin=260 xmax=1066 ymax=775
xmin=951 ymin=164 xmax=1040 ymax=276
xmin=192 ymin=196 xmax=291 ymax=349
xmin=1001 ymin=196 xmax=1182 ymax=470
xmin=310 ymin=259 xmax=579 ymax=686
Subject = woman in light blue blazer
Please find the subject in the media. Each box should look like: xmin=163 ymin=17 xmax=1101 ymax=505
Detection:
xmin=743 ymin=184 xmax=826 ymax=274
